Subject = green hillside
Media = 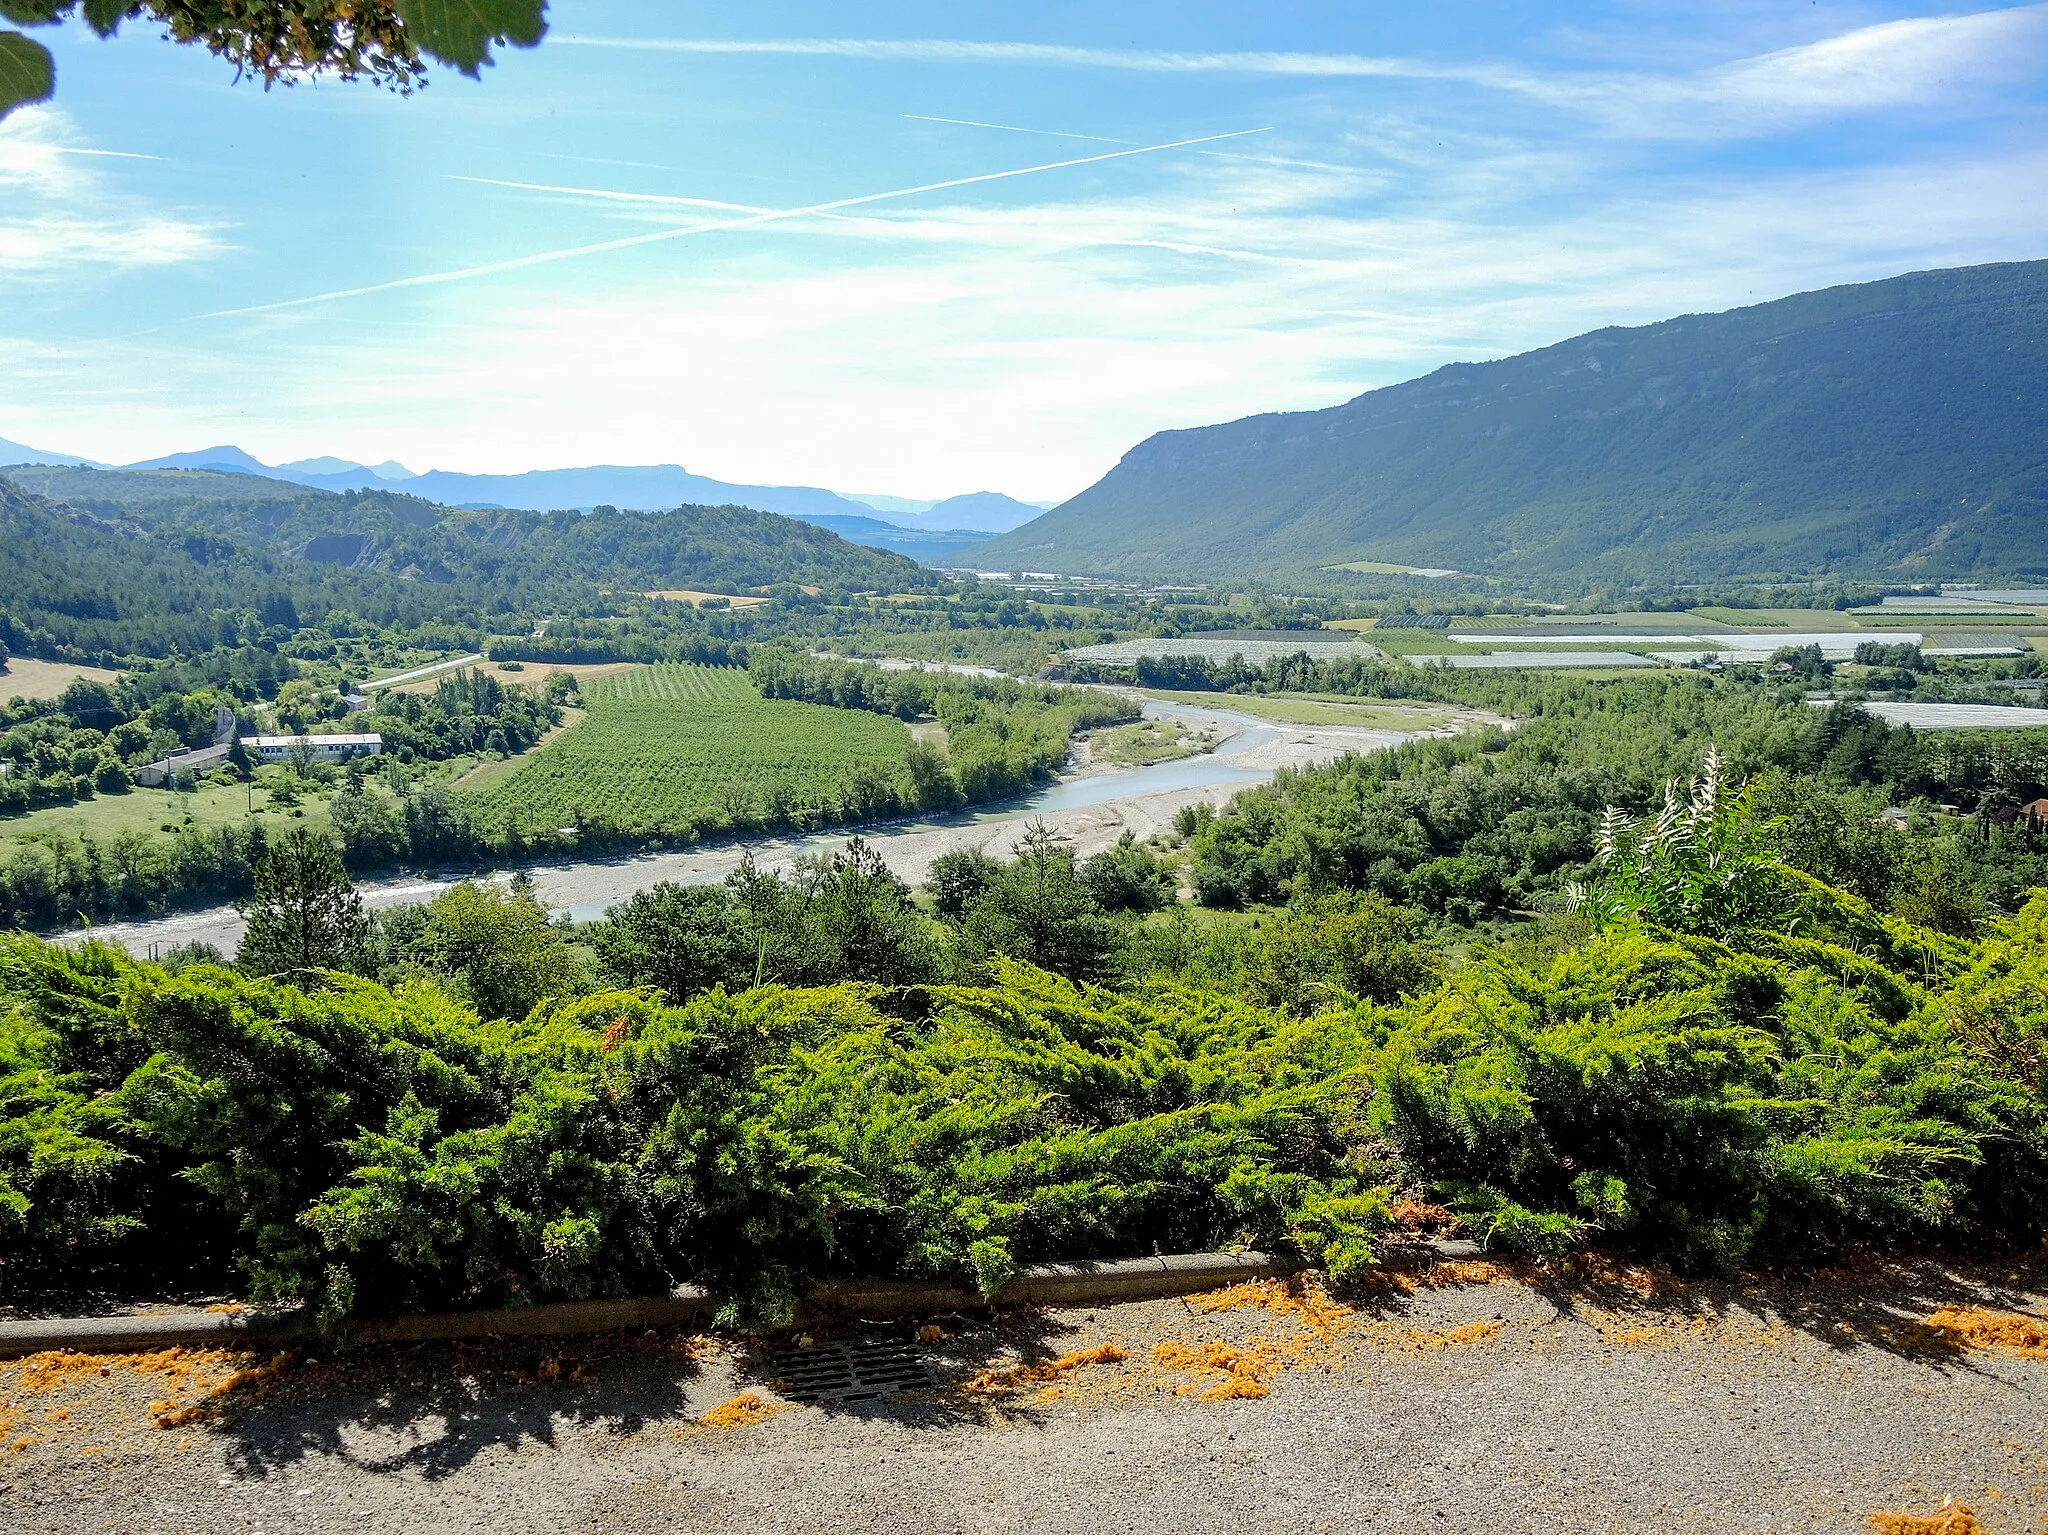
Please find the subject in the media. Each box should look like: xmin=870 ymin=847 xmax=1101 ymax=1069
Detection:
xmin=2 ymin=464 xmax=931 ymax=595
xmin=984 ymin=260 xmax=2048 ymax=584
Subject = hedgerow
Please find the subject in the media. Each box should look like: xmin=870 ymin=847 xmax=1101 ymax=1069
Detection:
xmin=2 ymin=881 xmax=2045 ymax=1318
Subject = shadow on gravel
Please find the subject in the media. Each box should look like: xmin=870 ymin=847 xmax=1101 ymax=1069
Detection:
xmin=219 ymin=1329 xmax=714 ymax=1482
xmin=211 ymin=1305 xmax=1086 ymax=1480
xmin=1362 ymin=1249 xmax=2048 ymax=1375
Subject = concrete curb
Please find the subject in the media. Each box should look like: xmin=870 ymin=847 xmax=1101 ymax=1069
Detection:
xmin=0 ymin=1244 xmax=1475 ymax=1360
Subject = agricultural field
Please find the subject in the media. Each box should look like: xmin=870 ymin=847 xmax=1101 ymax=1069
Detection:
xmin=0 ymin=770 xmax=328 ymax=856
xmin=0 ymin=656 xmax=123 ymax=703
xmin=1142 ymin=691 xmax=1457 ymax=730
xmin=1063 ymin=633 xmax=1383 ymax=665
xmin=394 ymin=659 xmax=635 ymax=696
xmin=466 ymin=663 xmax=915 ymax=836
xmin=644 ymin=589 xmax=771 ymax=609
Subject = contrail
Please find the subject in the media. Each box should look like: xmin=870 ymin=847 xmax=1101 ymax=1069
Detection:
xmin=206 ymin=127 xmax=1269 ymax=319
xmin=449 ymin=174 xmax=770 ymax=213
xmin=897 ymin=113 xmax=1360 ymax=177
xmin=48 ymin=146 xmax=164 ymax=161
xmin=900 ymin=114 xmax=1128 ymax=144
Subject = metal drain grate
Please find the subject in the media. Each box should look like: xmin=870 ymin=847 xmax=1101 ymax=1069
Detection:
xmin=768 ymin=1340 xmax=935 ymax=1405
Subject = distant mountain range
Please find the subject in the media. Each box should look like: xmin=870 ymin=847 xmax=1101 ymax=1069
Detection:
xmin=0 ymin=438 xmax=1050 ymax=549
xmin=982 ymin=259 xmax=2048 ymax=585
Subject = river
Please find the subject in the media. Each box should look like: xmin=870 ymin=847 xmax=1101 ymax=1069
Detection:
xmin=81 ymin=698 xmax=1453 ymax=959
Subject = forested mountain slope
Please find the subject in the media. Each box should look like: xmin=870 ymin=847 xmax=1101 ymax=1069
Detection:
xmin=2 ymin=466 xmax=927 ymax=591
xmin=0 ymin=471 xmax=929 ymax=660
xmin=983 ymin=260 xmax=2048 ymax=583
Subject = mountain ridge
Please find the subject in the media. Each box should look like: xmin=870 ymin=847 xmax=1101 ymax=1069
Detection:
xmin=2 ymin=440 xmax=1045 ymax=537
xmin=983 ymin=259 xmax=2048 ymax=584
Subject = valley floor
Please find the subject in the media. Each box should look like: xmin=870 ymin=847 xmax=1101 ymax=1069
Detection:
xmin=4 ymin=1257 xmax=2043 ymax=1534
xmin=84 ymin=699 xmax=1479 ymax=953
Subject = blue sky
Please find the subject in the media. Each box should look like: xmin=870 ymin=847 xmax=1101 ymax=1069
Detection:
xmin=3 ymin=1 xmax=2046 ymax=501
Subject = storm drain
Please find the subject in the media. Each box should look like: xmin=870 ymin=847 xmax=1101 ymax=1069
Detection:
xmin=768 ymin=1339 xmax=936 ymax=1405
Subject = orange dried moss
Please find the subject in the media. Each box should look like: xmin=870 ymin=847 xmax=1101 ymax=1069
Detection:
xmin=1919 ymin=1307 xmax=2048 ymax=1358
xmin=1187 ymin=1276 xmax=1354 ymax=1338
xmin=152 ymin=1351 xmax=295 ymax=1427
xmin=1398 ymin=1320 xmax=1503 ymax=1351
xmin=1151 ymin=1340 xmax=1276 ymax=1401
xmin=1868 ymin=1500 xmax=1987 ymax=1534
xmin=4 ymin=1345 xmax=288 ymax=1446
xmin=966 ymin=1342 xmax=1127 ymax=1395
xmin=1386 ymin=1198 xmax=1456 ymax=1233
xmin=17 ymin=1346 xmax=244 ymax=1397
xmin=696 ymin=1393 xmax=787 ymax=1430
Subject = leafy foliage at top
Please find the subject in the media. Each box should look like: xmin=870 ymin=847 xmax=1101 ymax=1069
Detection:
xmin=0 ymin=1 xmax=545 ymax=120
xmin=987 ymin=260 xmax=2048 ymax=583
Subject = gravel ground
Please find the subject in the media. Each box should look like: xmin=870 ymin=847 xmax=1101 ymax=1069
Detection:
xmin=4 ymin=1257 xmax=2044 ymax=1535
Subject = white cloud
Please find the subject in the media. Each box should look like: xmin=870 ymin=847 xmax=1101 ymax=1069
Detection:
xmin=67 ymin=132 xmax=2040 ymax=501
xmin=0 ymin=108 xmax=218 ymax=277
xmin=561 ymin=8 xmax=2048 ymax=140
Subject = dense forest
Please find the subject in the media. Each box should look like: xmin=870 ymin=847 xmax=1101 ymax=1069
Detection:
xmin=0 ymin=471 xmax=928 ymax=662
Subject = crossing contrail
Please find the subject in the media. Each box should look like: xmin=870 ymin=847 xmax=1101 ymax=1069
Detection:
xmin=205 ymin=127 xmax=1269 ymax=319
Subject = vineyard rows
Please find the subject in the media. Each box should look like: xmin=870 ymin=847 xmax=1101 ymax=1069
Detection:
xmin=469 ymin=663 xmax=913 ymax=836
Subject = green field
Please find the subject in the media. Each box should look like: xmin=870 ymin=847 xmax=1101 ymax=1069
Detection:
xmin=0 ymin=774 xmax=327 ymax=854
xmin=468 ymin=664 xmax=915 ymax=834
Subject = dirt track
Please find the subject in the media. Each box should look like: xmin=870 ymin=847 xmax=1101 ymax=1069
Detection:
xmin=4 ymin=1257 xmax=2043 ymax=1534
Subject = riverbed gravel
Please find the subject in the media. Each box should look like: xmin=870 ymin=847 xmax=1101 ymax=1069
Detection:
xmin=4 ymin=1256 xmax=2043 ymax=1534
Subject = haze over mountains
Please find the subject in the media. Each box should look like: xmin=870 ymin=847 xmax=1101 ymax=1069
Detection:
xmin=984 ymin=260 xmax=2048 ymax=585
xmin=16 ymin=259 xmax=2048 ymax=588
xmin=0 ymin=437 xmax=1048 ymax=553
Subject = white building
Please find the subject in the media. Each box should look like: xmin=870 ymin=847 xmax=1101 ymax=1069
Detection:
xmin=239 ymin=733 xmax=384 ymax=764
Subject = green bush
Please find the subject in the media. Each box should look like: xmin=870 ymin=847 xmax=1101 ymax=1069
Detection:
xmin=3 ymin=872 xmax=2045 ymax=1316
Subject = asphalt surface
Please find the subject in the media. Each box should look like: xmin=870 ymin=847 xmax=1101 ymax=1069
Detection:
xmin=2 ymin=1257 xmax=2044 ymax=1535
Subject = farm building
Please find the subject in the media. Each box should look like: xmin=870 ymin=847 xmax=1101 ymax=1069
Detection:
xmin=136 ymin=743 xmax=232 ymax=787
xmin=138 ymin=704 xmax=239 ymax=786
xmin=238 ymin=733 xmax=384 ymax=764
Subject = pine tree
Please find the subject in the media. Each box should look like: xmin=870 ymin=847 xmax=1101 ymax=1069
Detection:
xmin=236 ymin=826 xmax=370 ymax=975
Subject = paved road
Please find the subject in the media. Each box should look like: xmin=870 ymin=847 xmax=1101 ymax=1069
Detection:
xmin=4 ymin=1258 xmax=2043 ymax=1534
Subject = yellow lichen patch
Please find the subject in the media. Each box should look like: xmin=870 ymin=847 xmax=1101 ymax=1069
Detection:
xmin=1187 ymin=1276 xmax=1355 ymax=1339
xmin=965 ymin=1342 xmax=1128 ymax=1396
xmin=1867 ymin=1499 xmax=1987 ymax=1534
xmin=1151 ymin=1340 xmax=1277 ymax=1401
xmin=1919 ymin=1307 xmax=2048 ymax=1359
xmin=695 ymin=1392 xmax=788 ymax=1430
